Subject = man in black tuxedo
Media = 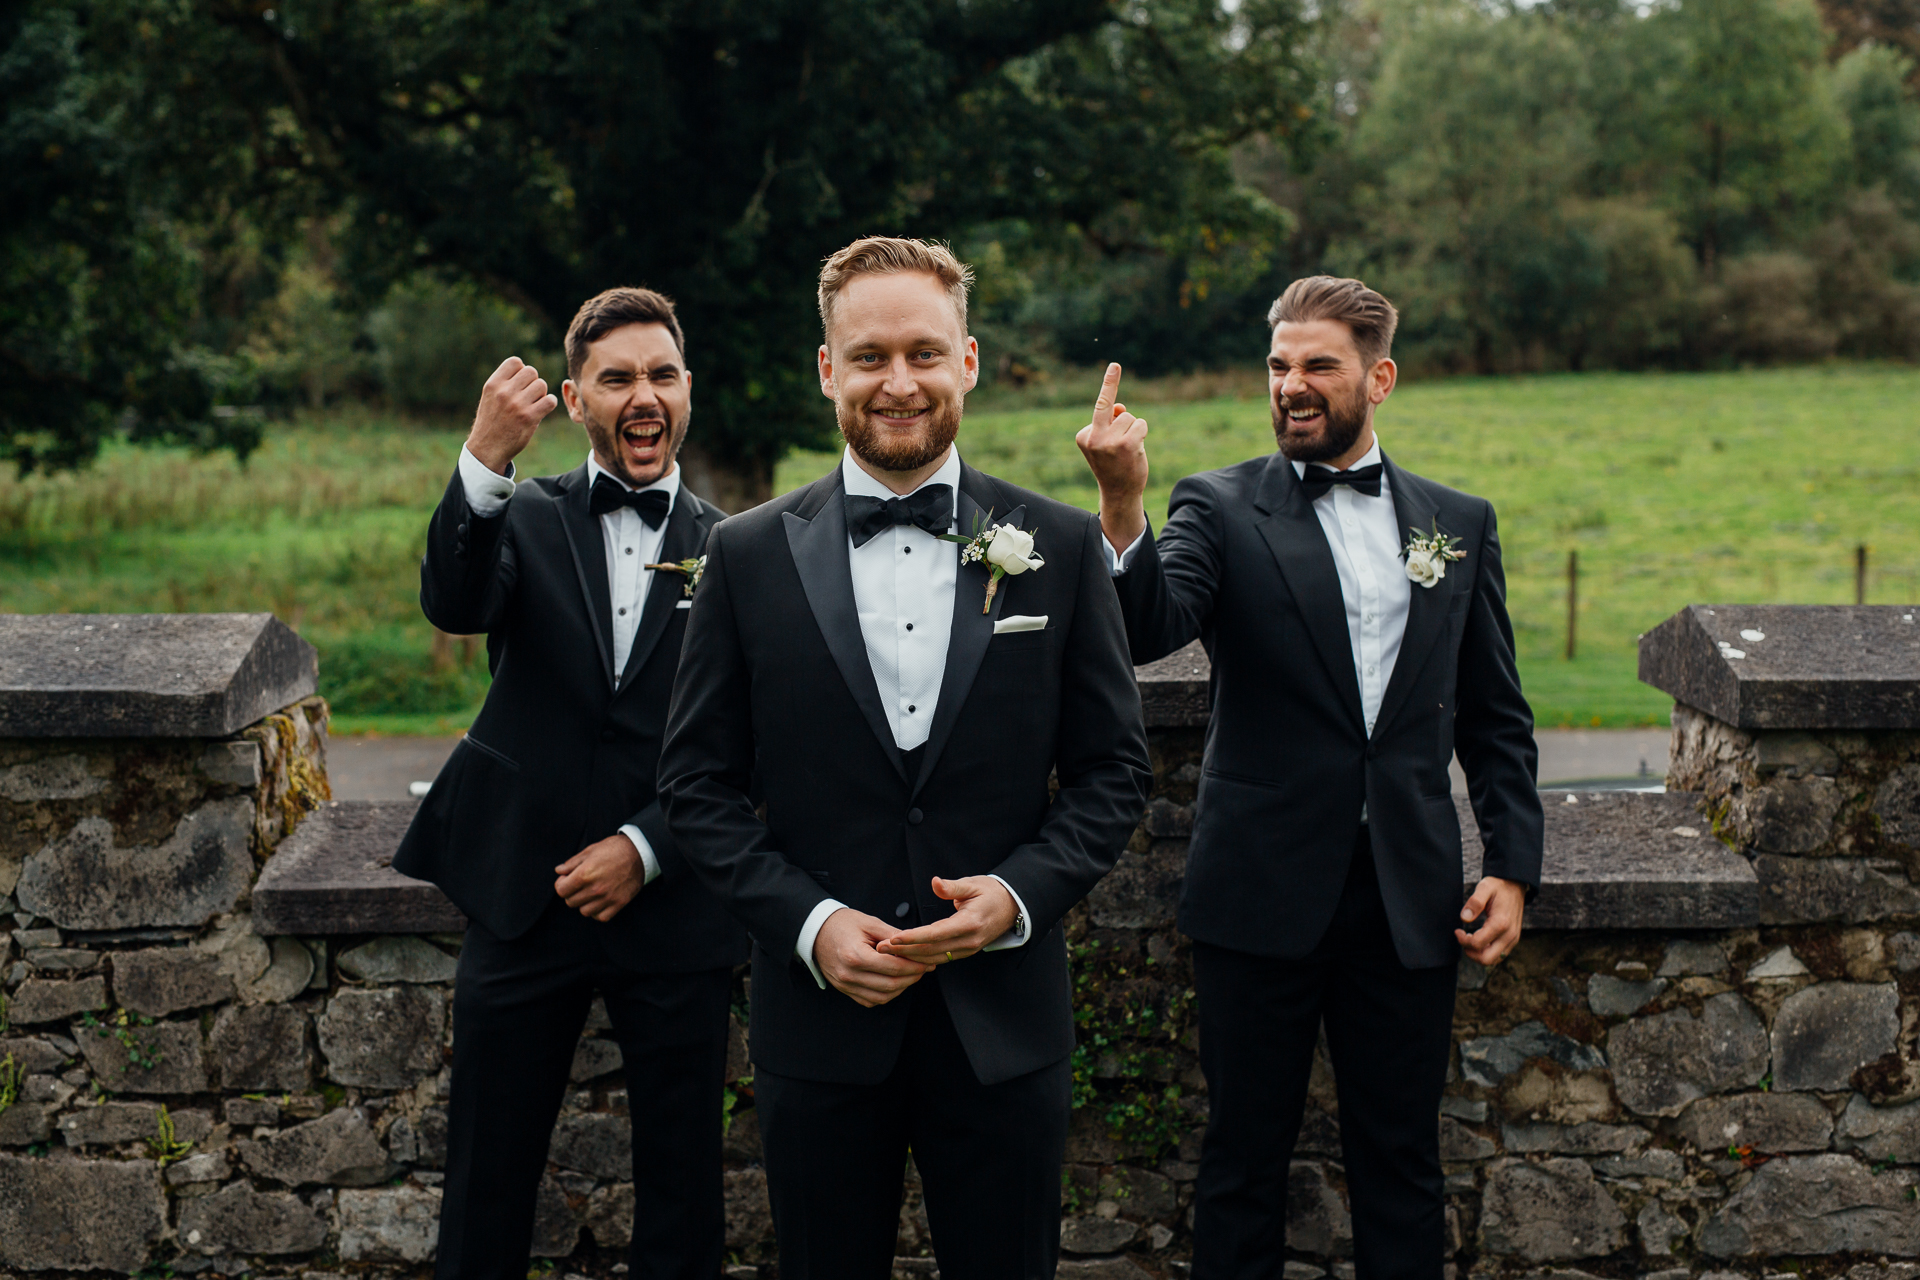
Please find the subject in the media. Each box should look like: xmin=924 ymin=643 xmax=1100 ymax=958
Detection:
xmin=1075 ymin=276 xmax=1544 ymax=1280
xmin=395 ymin=287 xmax=745 ymax=1280
xmin=660 ymin=237 xmax=1151 ymax=1280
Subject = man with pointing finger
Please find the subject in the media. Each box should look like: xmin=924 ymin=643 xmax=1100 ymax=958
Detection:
xmin=1076 ymin=276 xmax=1543 ymax=1280
xmin=396 ymin=286 xmax=744 ymax=1280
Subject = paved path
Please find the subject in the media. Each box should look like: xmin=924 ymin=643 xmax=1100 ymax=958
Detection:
xmin=328 ymin=726 xmax=1672 ymax=802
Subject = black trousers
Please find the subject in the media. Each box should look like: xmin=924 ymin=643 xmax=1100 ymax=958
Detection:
xmin=436 ymin=900 xmax=733 ymax=1280
xmin=1190 ymin=830 xmax=1458 ymax=1280
xmin=755 ymin=975 xmax=1071 ymax=1280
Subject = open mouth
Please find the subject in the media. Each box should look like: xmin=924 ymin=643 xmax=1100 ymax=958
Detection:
xmin=871 ymin=405 xmax=930 ymax=424
xmin=1283 ymin=402 xmax=1326 ymax=428
xmin=621 ymin=417 xmax=667 ymax=461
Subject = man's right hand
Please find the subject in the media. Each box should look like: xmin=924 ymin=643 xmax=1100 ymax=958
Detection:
xmin=815 ymin=907 xmax=932 ymax=1008
xmin=1074 ymin=362 xmax=1150 ymax=553
xmin=466 ymin=357 xmax=558 ymax=476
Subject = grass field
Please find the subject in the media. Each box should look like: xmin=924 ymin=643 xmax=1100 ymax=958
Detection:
xmin=4 ymin=365 xmax=1915 ymax=733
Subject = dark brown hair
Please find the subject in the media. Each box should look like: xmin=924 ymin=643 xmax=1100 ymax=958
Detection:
xmin=818 ymin=237 xmax=973 ymax=340
xmin=1266 ymin=276 xmax=1399 ymax=367
xmin=565 ymin=286 xmax=685 ymax=380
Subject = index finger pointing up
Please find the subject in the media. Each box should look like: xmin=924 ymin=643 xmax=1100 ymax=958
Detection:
xmin=1092 ymin=362 xmax=1122 ymax=422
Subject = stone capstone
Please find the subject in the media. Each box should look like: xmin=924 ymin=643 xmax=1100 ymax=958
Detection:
xmin=1875 ymin=764 xmax=1920 ymax=848
xmin=74 ymin=1017 xmax=207 ymax=1094
xmin=1459 ymin=1021 xmax=1606 ymax=1086
xmin=336 ymin=1185 xmax=442 ymax=1262
xmin=7 ymin=975 xmax=107 ymax=1024
xmin=1746 ymin=777 xmax=1843 ymax=853
xmin=112 ymin=947 xmax=235 ymax=1016
xmin=252 ymin=800 xmax=465 ymax=935
xmin=0 ymin=754 xmax=105 ymax=801
xmin=176 ymin=1180 xmax=329 ymax=1255
xmin=1608 ymin=993 xmax=1770 ymax=1116
xmin=0 ymin=1153 xmax=167 ymax=1270
xmin=1479 ymin=1158 xmax=1629 ymax=1262
xmin=237 ymin=1106 xmax=390 ymax=1186
xmin=15 ymin=798 xmax=254 ymax=930
xmin=1587 ymin=975 xmax=1668 ymax=1018
xmin=549 ymin=1111 xmax=632 ymax=1179
xmin=1701 ymin=1153 xmax=1920 ymax=1255
xmin=1286 ymin=1161 xmax=1353 ymax=1256
xmin=1835 ymin=1093 xmax=1920 ymax=1161
xmin=316 ymin=986 xmax=445 ymax=1088
xmin=209 ymin=1003 xmax=312 ymax=1091
xmin=1771 ymin=982 xmax=1900 ymax=1091
xmin=337 ymin=936 xmax=458 ymax=984
xmin=1676 ymin=1092 xmax=1835 ymax=1153
xmin=0 ymin=612 xmax=318 ymax=738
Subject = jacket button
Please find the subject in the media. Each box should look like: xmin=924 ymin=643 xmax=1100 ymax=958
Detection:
xmin=907 ymin=808 xmax=923 ymax=825
xmin=601 ymin=729 xmax=616 ymax=742
xmin=894 ymin=902 xmax=911 ymax=918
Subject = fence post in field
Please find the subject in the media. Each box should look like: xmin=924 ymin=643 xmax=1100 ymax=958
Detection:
xmin=1566 ymin=549 xmax=1579 ymax=661
xmin=1857 ymin=544 xmax=1869 ymax=605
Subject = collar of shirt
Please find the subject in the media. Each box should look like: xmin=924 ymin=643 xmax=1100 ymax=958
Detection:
xmin=585 ymin=452 xmax=682 ymax=514
xmin=1291 ymin=437 xmax=1384 ymax=486
xmin=839 ymin=445 xmax=962 ymax=530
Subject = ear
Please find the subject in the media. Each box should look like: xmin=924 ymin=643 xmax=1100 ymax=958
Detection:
xmin=961 ymin=335 xmax=980 ymax=395
xmin=817 ymin=344 xmax=837 ymax=402
xmin=1369 ymin=357 xmax=1398 ymax=405
xmin=561 ymin=378 xmax=586 ymax=424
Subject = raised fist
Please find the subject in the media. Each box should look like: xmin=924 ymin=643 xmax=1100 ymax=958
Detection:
xmin=466 ymin=357 xmax=558 ymax=475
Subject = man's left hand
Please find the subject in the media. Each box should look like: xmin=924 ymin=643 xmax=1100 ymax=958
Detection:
xmin=877 ymin=876 xmax=1018 ymax=965
xmin=555 ymin=834 xmax=645 ymax=923
xmin=1457 ymin=876 xmax=1525 ymax=966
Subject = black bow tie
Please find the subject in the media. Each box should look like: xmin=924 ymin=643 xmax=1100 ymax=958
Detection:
xmin=1300 ymin=462 xmax=1384 ymax=501
xmin=845 ymin=485 xmax=953 ymax=548
xmin=590 ymin=474 xmax=672 ymax=527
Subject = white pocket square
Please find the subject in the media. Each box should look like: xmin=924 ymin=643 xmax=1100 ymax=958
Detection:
xmin=675 ymin=599 xmax=691 ymax=610
xmin=994 ymin=614 xmax=1048 ymax=634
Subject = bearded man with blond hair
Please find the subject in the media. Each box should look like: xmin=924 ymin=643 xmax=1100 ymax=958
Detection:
xmin=660 ymin=236 xmax=1150 ymax=1280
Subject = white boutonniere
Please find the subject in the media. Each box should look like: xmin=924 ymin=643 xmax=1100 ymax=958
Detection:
xmin=940 ymin=512 xmax=1044 ymax=613
xmin=1402 ymin=521 xmax=1465 ymax=588
xmin=644 ymin=554 xmax=707 ymax=598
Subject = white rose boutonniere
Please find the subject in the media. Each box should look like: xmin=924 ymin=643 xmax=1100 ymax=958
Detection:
xmin=644 ymin=554 xmax=708 ymax=598
xmin=941 ymin=513 xmax=1045 ymax=613
xmin=1402 ymin=521 xmax=1465 ymax=588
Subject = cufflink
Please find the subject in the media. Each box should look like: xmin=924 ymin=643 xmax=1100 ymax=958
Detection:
xmin=1013 ymin=912 xmax=1026 ymax=936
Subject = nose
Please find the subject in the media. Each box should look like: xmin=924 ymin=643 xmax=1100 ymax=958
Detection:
xmin=883 ymin=355 xmax=918 ymax=400
xmin=1279 ymin=368 xmax=1309 ymax=401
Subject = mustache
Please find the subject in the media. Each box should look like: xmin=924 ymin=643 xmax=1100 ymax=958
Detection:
xmin=1280 ymin=393 xmax=1328 ymax=413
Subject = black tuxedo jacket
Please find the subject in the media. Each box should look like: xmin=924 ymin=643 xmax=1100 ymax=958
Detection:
xmin=1116 ymin=452 xmax=1543 ymax=970
xmin=394 ymin=462 xmax=748 ymax=974
xmin=658 ymin=461 xmax=1152 ymax=1087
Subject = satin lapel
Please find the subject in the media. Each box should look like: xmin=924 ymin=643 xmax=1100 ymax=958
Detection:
xmin=555 ymin=465 xmax=616 ymax=690
xmin=913 ymin=467 xmax=1017 ymax=798
xmin=782 ymin=472 xmax=906 ymax=781
xmin=1250 ymin=454 xmax=1365 ymax=734
xmin=617 ymin=492 xmax=704 ymax=694
xmin=1373 ymin=456 xmax=1448 ymax=737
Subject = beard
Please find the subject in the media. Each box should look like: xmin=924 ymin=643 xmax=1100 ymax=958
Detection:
xmin=838 ymin=395 xmax=962 ymax=473
xmin=584 ymin=402 xmax=688 ymax=488
xmin=1273 ymin=383 xmax=1368 ymax=463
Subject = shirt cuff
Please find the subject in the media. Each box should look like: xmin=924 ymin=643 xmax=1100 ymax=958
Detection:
xmin=618 ymin=824 xmax=661 ymax=887
xmin=458 ymin=444 xmax=517 ymax=517
xmin=981 ymin=874 xmax=1032 ymax=951
xmin=796 ymin=898 xmax=850 ymax=990
xmin=1102 ymin=527 xmax=1148 ymax=576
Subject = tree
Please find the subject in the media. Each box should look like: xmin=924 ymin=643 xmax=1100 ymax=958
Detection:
xmin=170 ymin=0 xmax=1323 ymax=504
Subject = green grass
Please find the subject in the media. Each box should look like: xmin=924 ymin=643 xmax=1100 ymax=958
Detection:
xmin=783 ymin=363 xmax=1920 ymax=727
xmin=4 ymin=366 xmax=1915 ymax=733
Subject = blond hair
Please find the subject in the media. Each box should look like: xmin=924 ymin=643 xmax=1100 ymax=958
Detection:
xmin=817 ymin=236 xmax=973 ymax=341
xmin=1267 ymin=276 xmax=1399 ymax=368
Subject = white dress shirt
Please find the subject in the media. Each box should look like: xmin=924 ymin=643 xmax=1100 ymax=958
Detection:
xmin=794 ymin=447 xmax=1032 ymax=988
xmin=457 ymin=444 xmax=681 ymax=886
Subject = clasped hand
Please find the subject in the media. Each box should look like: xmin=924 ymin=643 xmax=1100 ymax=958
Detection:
xmin=816 ymin=876 xmax=1018 ymax=1008
xmin=554 ymin=833 xmax=645 ymax=923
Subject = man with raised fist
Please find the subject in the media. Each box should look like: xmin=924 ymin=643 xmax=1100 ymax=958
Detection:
xmin=396 ymin=286 xmax=745 ymax=1280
